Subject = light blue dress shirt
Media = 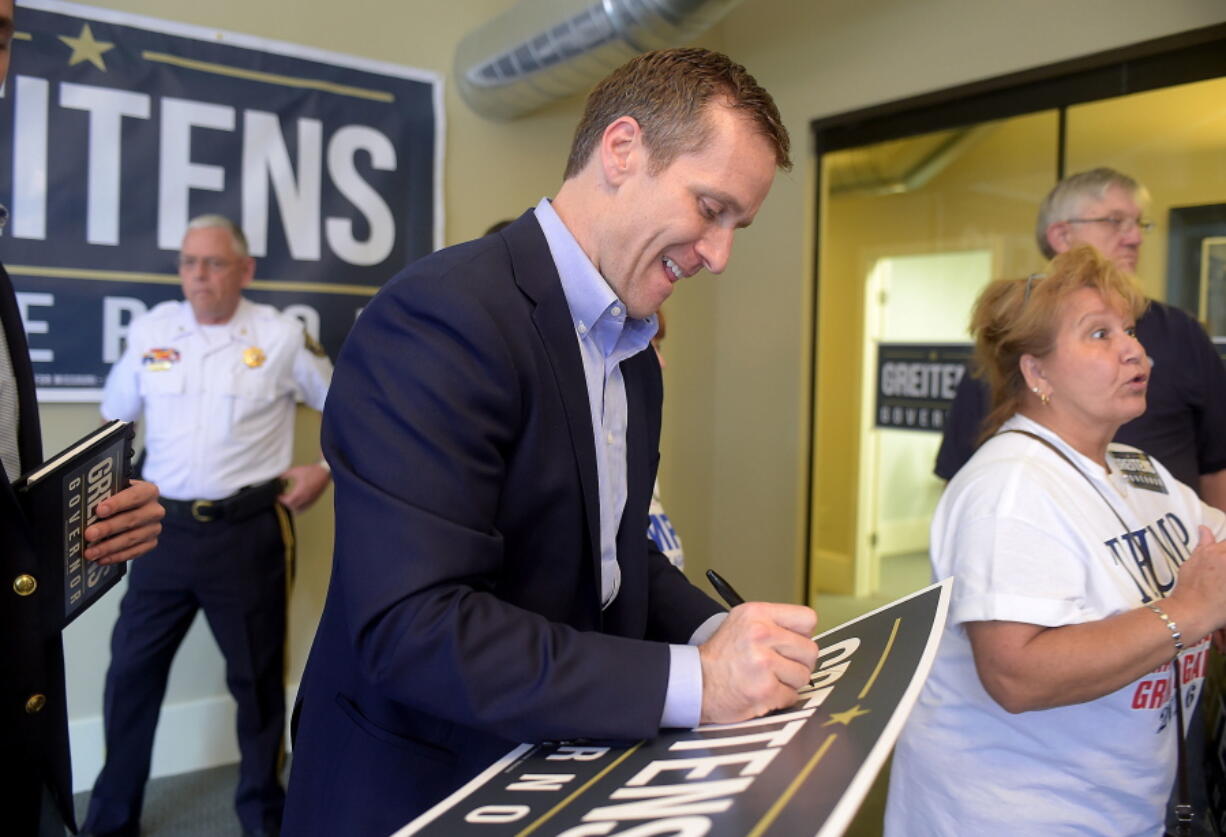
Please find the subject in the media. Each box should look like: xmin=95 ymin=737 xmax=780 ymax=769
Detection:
xmin=533 ymin=198 xmax=718 ymax=728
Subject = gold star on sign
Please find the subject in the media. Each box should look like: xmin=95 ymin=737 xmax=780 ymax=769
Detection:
xmin=59 ymin=23 xmax=115 ymax=72
xmin=824 ymin=704 xmax=871 ymax=727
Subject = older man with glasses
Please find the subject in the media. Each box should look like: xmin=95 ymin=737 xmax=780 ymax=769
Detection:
xmin=82 ymin=215 xmax=333 ymax=837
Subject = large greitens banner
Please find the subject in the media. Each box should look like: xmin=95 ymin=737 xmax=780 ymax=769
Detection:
xmin=399 ymin=581 xmax=951 ymax=837
xmin=4 ymin=0 xmax=443 ymax=401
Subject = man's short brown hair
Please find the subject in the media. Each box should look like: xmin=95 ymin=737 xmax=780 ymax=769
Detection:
xmin=562 ymin=47 xmax=791 ymax=180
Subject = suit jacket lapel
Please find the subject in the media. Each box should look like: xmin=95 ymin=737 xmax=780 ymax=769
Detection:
xmin=502 ymin=212 xmax=604 ymax=601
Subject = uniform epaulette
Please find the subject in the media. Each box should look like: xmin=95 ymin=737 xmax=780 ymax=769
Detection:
xmin=304 ymin=331 xmax=326 ymax=357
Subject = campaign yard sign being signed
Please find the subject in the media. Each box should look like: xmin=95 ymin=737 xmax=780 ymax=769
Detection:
xmin=3 ymin=0 xmax=442 ymax=400
xmin=399 ymin=581 xmax=951 ymax=837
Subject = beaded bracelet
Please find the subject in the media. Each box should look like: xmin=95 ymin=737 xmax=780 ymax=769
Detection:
xmin=1145 ymin=603 xmax=1185 ymax=654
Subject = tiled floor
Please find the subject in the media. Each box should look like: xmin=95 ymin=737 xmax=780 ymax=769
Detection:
xmin=74 ymin=760 xmax=271 ymax=836
xmin=813 ymin=552 xmax=933 ymax=634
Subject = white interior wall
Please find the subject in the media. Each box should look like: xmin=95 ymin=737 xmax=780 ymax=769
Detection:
xmin=872 ymin=250 xmax=991 ymax=559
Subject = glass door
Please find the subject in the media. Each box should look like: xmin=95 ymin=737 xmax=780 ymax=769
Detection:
xmin=1065 ymin=75 xmax=1226 ymax=318
xmin=810 ymin=112 xmax=1058 ymax=595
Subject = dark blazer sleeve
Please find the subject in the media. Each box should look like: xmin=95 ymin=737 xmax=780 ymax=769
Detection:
xmin=645 ymin=538 xmax=724 ymax=638
xmin=320 ymin=233 xmax=708 ymax=746
xmin=0 ymin=263 xmax=75 ymax=834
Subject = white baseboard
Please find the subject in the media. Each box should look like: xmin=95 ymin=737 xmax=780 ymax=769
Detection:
xmin=70 ymin=681 xmax=300 ymax=794
xmin=810 ymin=547 xmax=853 ymax=596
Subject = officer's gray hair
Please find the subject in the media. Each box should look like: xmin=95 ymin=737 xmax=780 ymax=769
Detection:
xmin=185 ymin=214 xmax=250 ymax=259
xmin=1034 ymin=168 xmax=1150 ymax=259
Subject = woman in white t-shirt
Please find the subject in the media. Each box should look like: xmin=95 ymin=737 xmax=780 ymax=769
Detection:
xmin=885 ymin=245 xmax=1226 ymax=836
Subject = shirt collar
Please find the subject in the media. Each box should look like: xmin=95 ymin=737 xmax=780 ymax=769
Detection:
xmin=179 ymin=297 xmax=253 ymax=340
xmin=533 ymin=197 xmax=656 ymax=360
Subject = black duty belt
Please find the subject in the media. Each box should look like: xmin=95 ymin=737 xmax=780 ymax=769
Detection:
xmin=161 ymin=478 xmax=285 ymax=523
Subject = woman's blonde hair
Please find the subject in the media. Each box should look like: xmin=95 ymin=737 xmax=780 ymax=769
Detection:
xmin=970 ymin=244 xmax=1148 ymax=440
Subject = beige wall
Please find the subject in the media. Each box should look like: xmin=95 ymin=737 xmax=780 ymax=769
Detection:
xmin=811 ymin=112 xmax=1059 ymax=591
xmin=35 ymin=0 xmax=1226 ymax=780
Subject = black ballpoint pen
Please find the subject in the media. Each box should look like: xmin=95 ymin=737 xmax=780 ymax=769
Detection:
xmin=706 ymin=569 xmax=746 ymax=608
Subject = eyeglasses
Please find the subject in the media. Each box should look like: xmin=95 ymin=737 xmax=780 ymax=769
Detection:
xmin=1064 ymin=215 xmax=1155 ymax=235
xmin=178 ymin=255 xmax=234 ymax=273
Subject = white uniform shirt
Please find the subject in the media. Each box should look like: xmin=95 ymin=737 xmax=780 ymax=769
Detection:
xmin=886 ymin=413 xmax=1226 ymax=837
xmin=101 ymin=298 xmax=332 ymax=500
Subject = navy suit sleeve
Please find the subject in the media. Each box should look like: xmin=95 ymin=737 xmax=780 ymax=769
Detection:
xmin=321 ymin=264 xmax=680 ymax=745
xmin=0 ymin=265 xmax=74 ymax=832
xmin=645 ymin=537 xmax=724 ymax=638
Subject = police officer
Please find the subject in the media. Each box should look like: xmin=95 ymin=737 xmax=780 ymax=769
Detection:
xmin=82 ymin=215 xmax=332 ymax=837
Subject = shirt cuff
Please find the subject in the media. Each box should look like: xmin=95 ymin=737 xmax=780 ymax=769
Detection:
xmin=689 ymin=612 xmax=727 ymax=645
xmin=661 ymin=644 xmax=703 ymax=729
xmin=659 ymin=614 xmax=729 ymax=729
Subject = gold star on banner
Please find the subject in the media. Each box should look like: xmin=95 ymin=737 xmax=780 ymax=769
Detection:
xmin=59 ymin=23 xmax=115 ymax=72
xmin=824 ymin=704 xmax=871 ymax=727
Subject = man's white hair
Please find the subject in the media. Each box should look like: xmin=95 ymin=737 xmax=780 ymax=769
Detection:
xmin=185 ymin=214 xmax=249 ymax=259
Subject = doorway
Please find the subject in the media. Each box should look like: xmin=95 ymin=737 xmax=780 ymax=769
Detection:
xmin=856 ymin=251 xmax=990 ymax=594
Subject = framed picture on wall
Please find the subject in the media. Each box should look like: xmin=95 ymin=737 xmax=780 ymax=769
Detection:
xmin=1166 ymin=203 xmax=1226 ymax=316
xmin=1200 ymin=236 xmax=1226 ymax=339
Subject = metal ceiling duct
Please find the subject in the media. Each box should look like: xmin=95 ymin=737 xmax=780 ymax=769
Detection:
xmin=455 ymin=0 xmax=745 ymax=121
xmin=830 ymin=125 xmax=997 ymax=197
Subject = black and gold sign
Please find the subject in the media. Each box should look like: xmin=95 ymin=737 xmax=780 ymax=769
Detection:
xmin=399 ymin=583 xmax=951 ymax=837
xmin=875 ymin=343 xmax=973 ymax=433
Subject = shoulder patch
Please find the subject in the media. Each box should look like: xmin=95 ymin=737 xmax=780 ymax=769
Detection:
xmin=304 ymin=331 xmax=326 ymax=358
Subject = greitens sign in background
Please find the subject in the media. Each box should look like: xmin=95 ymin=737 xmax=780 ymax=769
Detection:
xmin=875 ymin=343 xmax=972 ymax=433
xmin=4 ymin=0 xmax=442 ymax=400
xmin=398 ymin=581 xmax=951 ymax=837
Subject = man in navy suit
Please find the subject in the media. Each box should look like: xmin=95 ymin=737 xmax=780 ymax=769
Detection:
xmin=0 ymin=7 xmax=164 ymax=835
xmin=284 ymin=48 xmax=819 ymax=835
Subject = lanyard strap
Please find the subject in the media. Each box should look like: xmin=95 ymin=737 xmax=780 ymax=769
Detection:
xmin=1002 ymin=428 xmax=1130 ymax=530
xmin=1001 ymin=428 xmax=1193 ymax=834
